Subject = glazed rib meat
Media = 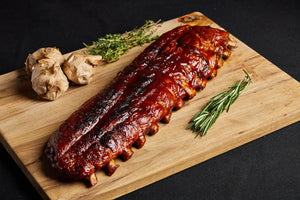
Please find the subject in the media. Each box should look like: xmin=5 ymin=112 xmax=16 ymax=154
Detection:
xmin=44 ymin=25 xmax=236 ymax=185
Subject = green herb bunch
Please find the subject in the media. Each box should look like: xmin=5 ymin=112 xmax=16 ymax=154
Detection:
xmin=188 ymin=69 xmax=252 ymax=137
xmin=84 ymin=20 xmax=161 ymax=63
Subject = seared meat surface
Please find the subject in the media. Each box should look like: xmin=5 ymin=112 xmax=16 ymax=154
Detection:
xmin=44 ymin=25 xmax=236 ymax=185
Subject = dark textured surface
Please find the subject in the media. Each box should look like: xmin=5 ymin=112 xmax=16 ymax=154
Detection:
xmin=45 ymin=25 xmax=232 ymax=183
xmin=0 ymin=0 xmax=299 ymax=199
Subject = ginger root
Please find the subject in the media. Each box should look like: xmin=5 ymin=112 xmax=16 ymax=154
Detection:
xmin=25 ymin=47 xmax=102 ymax=100
xmin=31 ymin=58 xmax=69 ymax=100
xmin=25 ymin=47 xmax=65 ymax=75
xmin=25 ymin=47 xmax=68 ymax=100
xmin=63 ymin=52 xmax=102 ymax=85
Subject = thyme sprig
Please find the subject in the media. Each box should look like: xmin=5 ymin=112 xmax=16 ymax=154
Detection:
xmin=83 ymin=20 xmax=162 ymax=63
xmin=188 ymin=69 xmax=252 ymax=137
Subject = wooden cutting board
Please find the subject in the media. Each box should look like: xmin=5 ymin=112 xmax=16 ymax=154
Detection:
xmin=0 ymin=12 xmax=300 ymax=200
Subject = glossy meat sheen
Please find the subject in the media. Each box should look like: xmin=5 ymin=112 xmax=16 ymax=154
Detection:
xmin=44 ymin=25 xmax=236 ymax=185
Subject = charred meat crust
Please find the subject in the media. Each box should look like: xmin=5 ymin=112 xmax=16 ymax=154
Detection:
xmin=44 ymin=25 xmax=236 ymax=185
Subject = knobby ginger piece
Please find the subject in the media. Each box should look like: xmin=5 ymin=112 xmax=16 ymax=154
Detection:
xmin=25 ymin=47 xmax=68 ymax=100
xmin=25 ymin=47 xmax=65 ymax=75
xmin=31 ymin=58 xmax=69 ymax=100
xmin=63 ymin=52 xmax=102 ymax=85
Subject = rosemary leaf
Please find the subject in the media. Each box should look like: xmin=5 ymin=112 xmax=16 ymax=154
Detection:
xmin=188 ymin=69 xmax=252 ymax=137
xmin=84 ymin=20 xmax=162 ymax=63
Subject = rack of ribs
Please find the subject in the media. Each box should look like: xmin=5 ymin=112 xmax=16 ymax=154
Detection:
xmin=44 ymin=25 xmax=236 ymax=186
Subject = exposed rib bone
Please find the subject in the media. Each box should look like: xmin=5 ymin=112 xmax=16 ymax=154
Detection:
xmin=148 ymin=123 xmax=159 ymax=136
xmin=217 ymin=58 xmax=224 ymax=68
xmin=174 ymin=98 xmax=184 ymax=110
xmin=104 ymin=159 xmax=119 ymax=176
xmin=228 ymin=38 xmax=237 ymax=48
xmin=120 ymin=147 xmax=134 ymax=161
xmin=89 ymin=173 xmax=98 ymax=186
xmin=181 ymin=81 xmax=196 ymax=98
xmin=133 ymin=133 xmax=146 ymax=149
xmin=161 ymin=110 xmax=172 ymax=123
xmin=222 ymin=49 xmax=231 ymax=58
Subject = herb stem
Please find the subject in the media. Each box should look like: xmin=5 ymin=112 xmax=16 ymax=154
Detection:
xmin=84 ymin=20 xmax=162 ymax=63
xmin=188 ymin=69 xmax=252 ymax=137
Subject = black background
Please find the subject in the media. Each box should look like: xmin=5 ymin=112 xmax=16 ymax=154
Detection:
xmin=0 ymin=0 xmax=299 ymax=199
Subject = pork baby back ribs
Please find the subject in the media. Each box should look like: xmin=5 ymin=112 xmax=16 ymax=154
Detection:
xmin=44 ymin=25 xmax=236 ymax=185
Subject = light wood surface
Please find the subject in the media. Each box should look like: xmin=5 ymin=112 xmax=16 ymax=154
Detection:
xmin=0 ymin=12 xmax=300 ymax=200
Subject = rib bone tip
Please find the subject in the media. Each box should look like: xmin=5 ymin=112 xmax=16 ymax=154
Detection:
xmin=89 ymin=173 xmax=98 ymax=186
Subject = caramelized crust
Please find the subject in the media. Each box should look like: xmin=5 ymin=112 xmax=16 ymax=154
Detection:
xmin=44 ymin=25 xmax=235 ymax=185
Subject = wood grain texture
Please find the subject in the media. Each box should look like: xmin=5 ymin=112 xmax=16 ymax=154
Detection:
xmin=0 ymin=12 xmax=300 ymax=200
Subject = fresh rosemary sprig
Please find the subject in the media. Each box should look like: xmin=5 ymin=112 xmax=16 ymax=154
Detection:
xmin=83 ymin=20 xmax=161 ymax=63
xmin=188 ymin=69 xmax=252 ymax=137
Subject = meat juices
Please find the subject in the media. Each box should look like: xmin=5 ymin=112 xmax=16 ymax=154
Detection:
xmin=44 ymin=25 xmax=236 ymax=185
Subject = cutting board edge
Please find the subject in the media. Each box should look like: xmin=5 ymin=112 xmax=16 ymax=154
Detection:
xmin=0 ymin=131 xmax=50 ymax=200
